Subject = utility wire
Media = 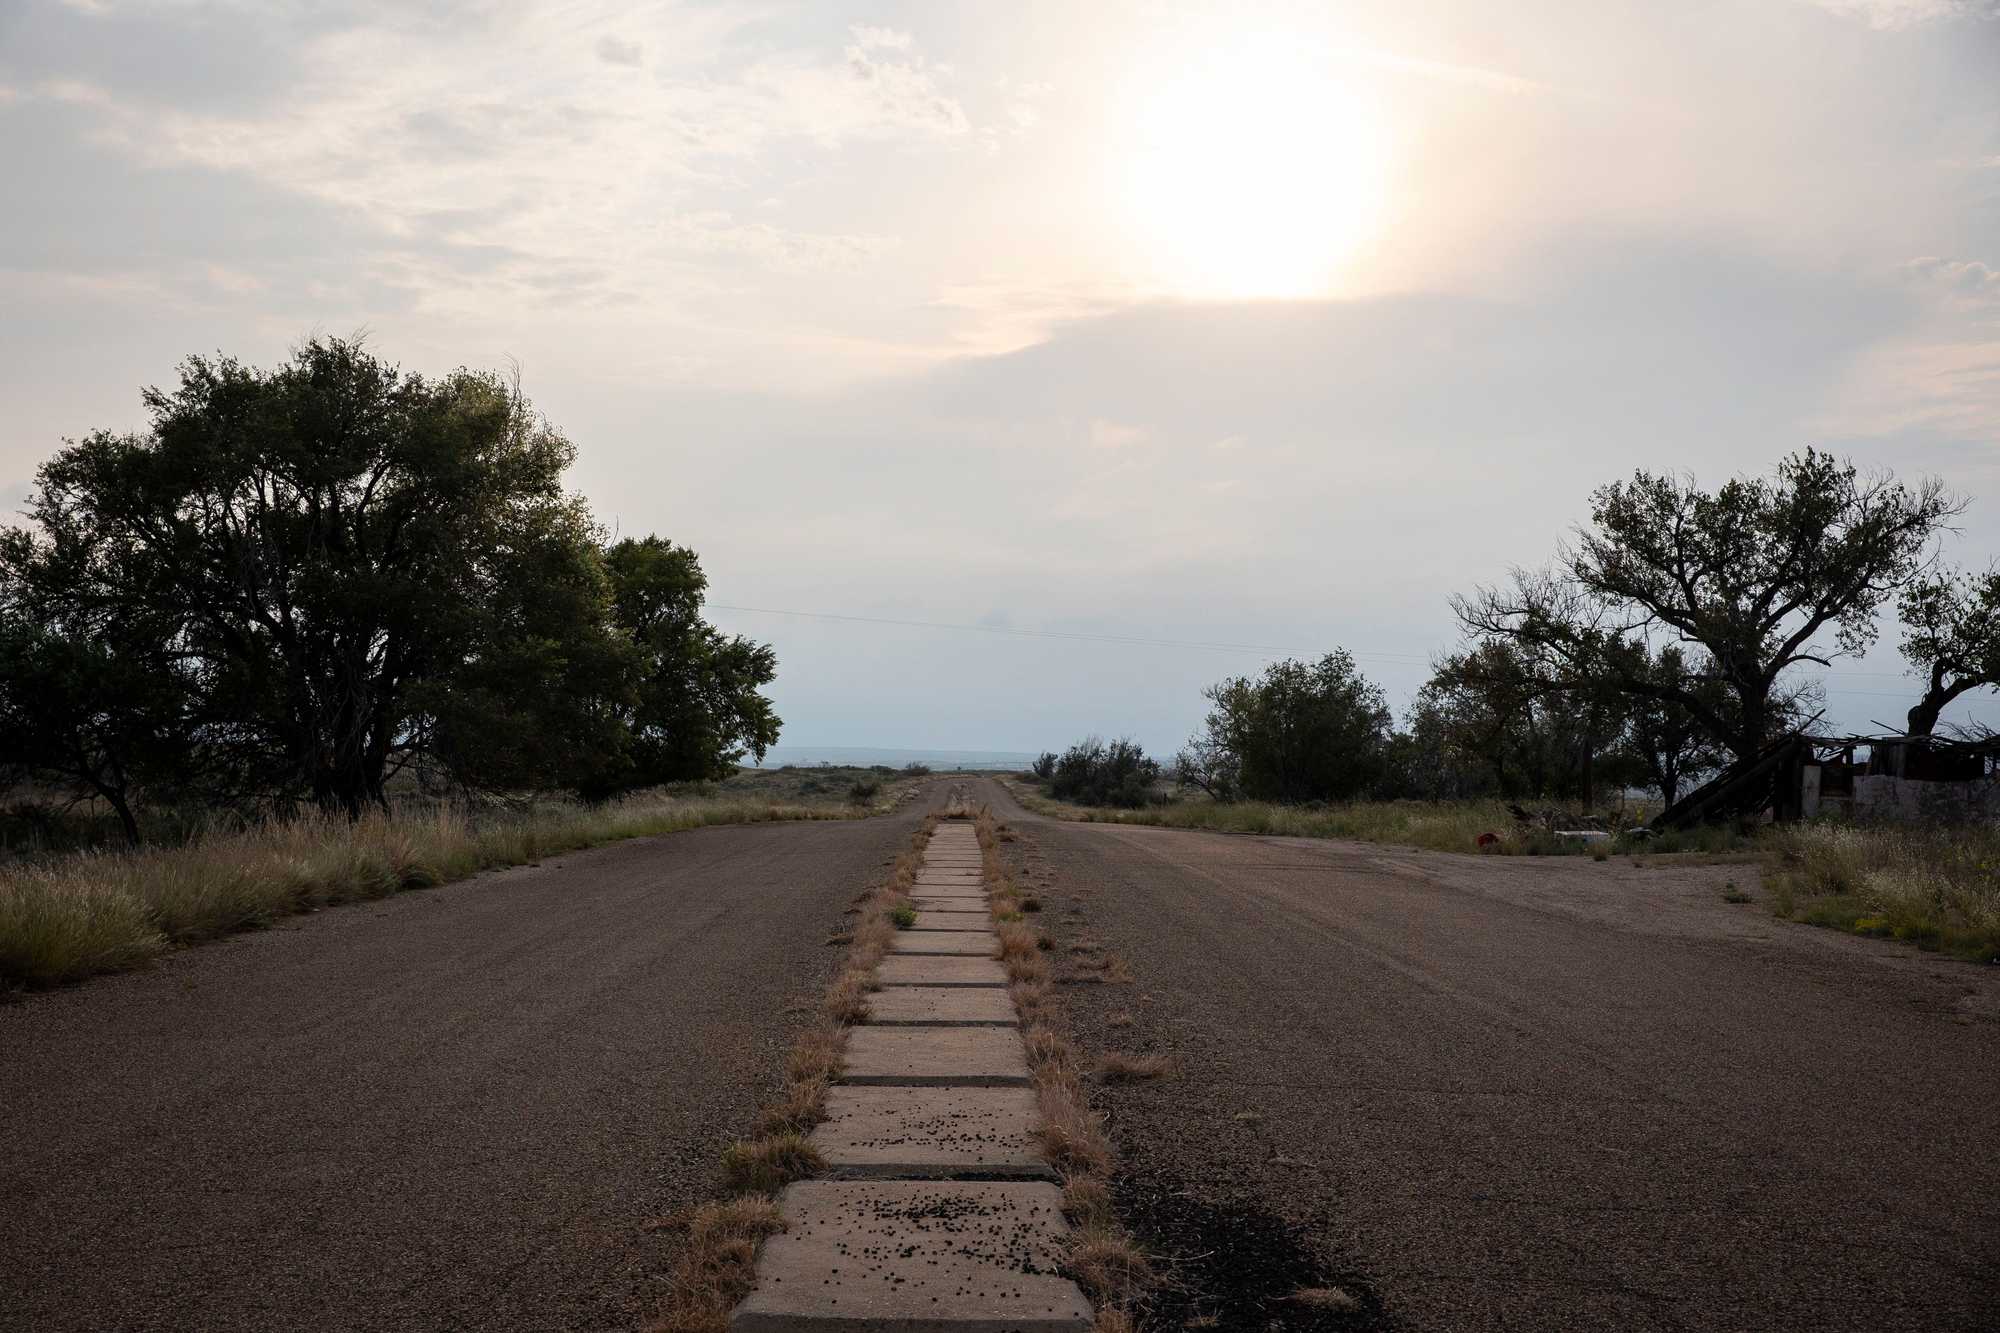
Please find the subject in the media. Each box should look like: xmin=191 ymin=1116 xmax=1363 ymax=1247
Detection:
xmin=708 ymin=603 xmax=1433 ymax=663
xmin=706 ymin=601 xmax=1951 ymax=692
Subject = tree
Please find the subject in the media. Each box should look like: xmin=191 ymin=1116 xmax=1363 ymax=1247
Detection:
xmin=1457 ymin=450 xmax=1958 ymax=762
xmin=9 ymin=338 xmax=632 ymax=816
xmin=1616 ymin=646 xmax=1729 ymax=806
xmin=1420 ymin=640 xmax=1631 ymax=804
xmin=1897 ymin=566 xmax=2000 ymax=737
xmin=1188 ymin=651 xmax=1392 ymax=803
xmin=1172 ymin=726 xmax=1240 ymax=800
xmin=0 ymin=557 xmax=193 ymax=842
xmin=589 ymin=536 xmax=781 ymax=796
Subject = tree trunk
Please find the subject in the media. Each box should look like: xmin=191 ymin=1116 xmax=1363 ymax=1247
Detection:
xmin=105 ymin=788 xmax=140 ymax=846
xmin=1906 ymin=694 xmax=1944 ymax=738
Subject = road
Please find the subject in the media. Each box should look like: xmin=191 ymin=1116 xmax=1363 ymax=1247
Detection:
xmin=975 ymin=780 xmax=2000 ymax=1333
xmin=0 ymin=808 xmax=930 ymax=1332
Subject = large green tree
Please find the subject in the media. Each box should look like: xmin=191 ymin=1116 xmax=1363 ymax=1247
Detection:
xmin=1185 ymin=651 xmax=1392 ymax=803
xmin=1456 ymin=450 xmax=1957 ymax=762
xmin=8 ymin=338 xmax=631 ymax=816
xmin=590 ymin=536 xmax=780 ymax=797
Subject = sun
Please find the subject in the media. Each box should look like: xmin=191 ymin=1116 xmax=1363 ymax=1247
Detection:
xmin=1120 ymin=33 xmax=1390 ymax=300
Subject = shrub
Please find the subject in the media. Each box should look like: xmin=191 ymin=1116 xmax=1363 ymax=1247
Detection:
xmin=1049 ymin=738 xmax=1159 ymax=808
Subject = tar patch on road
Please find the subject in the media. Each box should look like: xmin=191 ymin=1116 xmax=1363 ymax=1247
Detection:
xmin=1114 ymin=1168 xmax=1387 ymax=1332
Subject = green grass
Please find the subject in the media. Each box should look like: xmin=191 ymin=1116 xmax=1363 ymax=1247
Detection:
xmin=888 ymin=903 xmax=917 ymax=930
xmin=1763 ymin=822 xmax=2000 ymax=962
xmin=0 ymin=792 xmax=872 ymax=990
xmin=1005 ymin=779 xmax=1757 ymax=859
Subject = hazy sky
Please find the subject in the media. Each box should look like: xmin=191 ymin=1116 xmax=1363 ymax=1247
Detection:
xmin=5 ymin=0 xmax=1999 ymax=754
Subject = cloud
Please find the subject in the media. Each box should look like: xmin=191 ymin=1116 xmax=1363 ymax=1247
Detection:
xmin=11 ymin=5 xmax=971 ymax=317
xmin=1901 ymin=255 xmax=2000 ymax=301
xmin=1354 ymin=48 xmax=1551 ymax=97
xmin=594 ymin=34 xmax=642 ymax=67
xmin=1805 ymin=0 xmax=2000 ymax=26
xmin=1087 ymin=419 xmax=1148 ymax=448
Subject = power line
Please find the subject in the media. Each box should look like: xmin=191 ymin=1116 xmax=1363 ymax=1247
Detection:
xmin=705 ymin=600 xmax=1956 ymax=692
xmin=708 ymin=603 xmax=1434 ymax=663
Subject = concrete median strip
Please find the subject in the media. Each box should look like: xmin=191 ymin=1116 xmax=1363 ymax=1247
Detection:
xmin=864 ymin=986 xmax=1018 ymax=1026
xmin=876 ymin=955 xmax=1009 ymax=987
xmin=911 ymin=910 xmax=993 ymax=930
xmin=812 ymin=1087 xmax=1052 ymax=1179
xmin=730 ymin=1181 xmax=1090 ymax=1332
xmin=730 ymin=819 xmax=1092 ymax=1332
xmin=890 ymin=930 xmax=999 ymax=956
xmin=842 ymin=1027 xmax=1031 ymax=1086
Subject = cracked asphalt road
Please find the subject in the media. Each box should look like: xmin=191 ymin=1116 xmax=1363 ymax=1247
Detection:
xmin=1 ymin=808 xmax=930 ymax=1333
xmin=978 ymin=779 xmax=2000 ymax=1333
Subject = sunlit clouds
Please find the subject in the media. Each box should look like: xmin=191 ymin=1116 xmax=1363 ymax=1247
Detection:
xmin=3 ymin=0 xmax=1999 ymax=746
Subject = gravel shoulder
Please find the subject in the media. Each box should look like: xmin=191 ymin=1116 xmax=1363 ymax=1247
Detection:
xmin=974 ymin=779 xmax=2000 ymax=1333
xmin=0 ymin=807 xmax=933 ymax=1333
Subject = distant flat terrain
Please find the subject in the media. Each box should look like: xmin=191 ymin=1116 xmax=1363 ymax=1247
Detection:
xmin=978 ymin=778 xmax=2000 ymax=1332
xmin=0 ymin=811 xmax=928 ymax=1332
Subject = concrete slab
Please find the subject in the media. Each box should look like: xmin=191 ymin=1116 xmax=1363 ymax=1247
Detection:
xmin=876 ymin=955 xmax=1008 ymax=987
xmin=863 ymin=986 xmax=1018 ymax=1026
xmin=890 ymin=931 xmax=996 ymax=957
xmin=912 ymin=911 xmax=991 ymax=930
xmin=842 ymin=1027 xmax=1029 ymax=1086
xmin=913 ymin=898 xmax=987 ymax=913
xmin=731 ymin=1180 xmax=1088 ymax=1331
xmin=811 ymin=1087 xmax=1051 ymax=1179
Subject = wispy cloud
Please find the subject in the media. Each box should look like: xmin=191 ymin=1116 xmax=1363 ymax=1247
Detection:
xmin=1805 ymin=0 xmax=2000 ymax=27
xmin=23 ymin=7 xmax=968 ymax=315
xmin=1352 ymin=48 xmax=1551 ymax=97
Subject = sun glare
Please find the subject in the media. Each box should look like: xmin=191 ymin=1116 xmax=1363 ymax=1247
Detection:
xmin=1121 ymin=33 xmax=1390 ymax=300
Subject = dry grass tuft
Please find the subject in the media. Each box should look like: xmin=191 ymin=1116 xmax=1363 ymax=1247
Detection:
xmin=1097 ymin=1052 xmax=1174 ymax=1083
xmin=1291 ymin=1285 xmax=1361 ymax=1312
xmin=1107 ymin=1010 xmax=1134 ymax=1028
xmin=720 ymin=1132 xmax=824 ymax=1195
xmin=822 ymin=967 xmax=873 ymax=1024
xmin=1061 ymin=1174 xmax=1115 ymax=1229
xmin=1092 ymin=1309 xmax=1138 ymax=1333
xmin=646 ymin=1196 xmax=787 ymax=1333
xmin=1068 ymin=1224 xmax=1155 ymax=1304
xmin=785 ymin=1021 xmax=846 ymax=1087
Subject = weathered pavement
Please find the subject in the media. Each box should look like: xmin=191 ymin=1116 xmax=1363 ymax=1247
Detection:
xmin=974 ymin=778 xmax=2000 ymax=1333
xmin=0 ymin=812 xmax=932 ymax=1333
xmin=732 ymin=818 xmax=1093 ymax=1331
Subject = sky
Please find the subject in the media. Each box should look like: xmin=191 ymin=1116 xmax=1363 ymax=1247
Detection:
xmin=3 ymin=0 xmax=1999 ymax=756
